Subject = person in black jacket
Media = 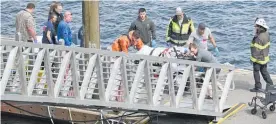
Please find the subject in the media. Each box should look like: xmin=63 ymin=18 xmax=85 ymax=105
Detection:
xmin=78 ymin=26 xmax=84 ymax=47
xmin=48 ymin=1 xmax=63 ymax=33
xmin=250 ymin=18 xmax=274 ymax=91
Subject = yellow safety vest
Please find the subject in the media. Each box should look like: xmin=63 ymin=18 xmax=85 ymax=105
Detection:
xmin=166 ymin=15 xmax=195 ymax=46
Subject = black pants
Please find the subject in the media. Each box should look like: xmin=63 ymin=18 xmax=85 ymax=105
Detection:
xmin=253 ymin=63 xmax=274 ymax=89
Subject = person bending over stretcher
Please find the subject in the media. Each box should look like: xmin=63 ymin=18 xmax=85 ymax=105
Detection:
xmin=111 ymin=30 xmax=144 ymax=53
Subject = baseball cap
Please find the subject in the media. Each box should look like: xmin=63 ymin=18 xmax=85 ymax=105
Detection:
xmin=176 ymin=7 xmax=183 ymax=15
xmin=198 ymin=23 xmax=206 ymax=30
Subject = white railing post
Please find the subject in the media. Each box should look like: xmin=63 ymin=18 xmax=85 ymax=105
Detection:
xmin=120 ymin=57 xmax=129 ymax=102
xmin=18 ymin=47 xmax=27 ymax=95
xmin=153 ymin=63 xmax=168 ymax=106
xmin=176 ymin=65 xmax=191 ymax=107
xmin=70 ymin=52 xmax=80 ymax=99
xmin=1 ymin=47 xmax=18 ymax=95
xmin=79 ymin=54 xmax=97 ymax=100
xmin=144 ymin=60 xmax=153 ymax=105
xmin=105 ymin=57 xmax=122 ymax=102
xmin=198 ymin=68 xmax=213 ymax=110
xmin=54 ymin=51 xmax=72 ymax=98
xmin=211 ymin=68 xmax=220 ymax=112
xmin=219 ymin=70 xmax=234 ymax=112
xmin=129 ymin=60 xmax=146 ymax=104
xmin=168 ymin=63 xmax=176 ymax=107
xmin=44 ymin=49 xmax=54 ymax=97
xmin=96 ymin=54 xmax=106 ymax=101
xmin=190 ymin=65 xmax=198 ymax=110
xmin=27 ymin=49 xmax=45 ymax=96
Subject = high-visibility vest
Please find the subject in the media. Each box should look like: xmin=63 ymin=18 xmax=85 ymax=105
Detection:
xmin=166 ymin=15 xmax=195 ymax=46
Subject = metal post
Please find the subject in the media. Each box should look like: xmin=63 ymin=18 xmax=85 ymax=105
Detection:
xmin=27 ymin=49 xmax=45 ymax=96
xmin=105 ymin=57 xmax=122 ymax=101
xmin=190 ymin=65 xmax=198 ymax=110
xmin=18 ymin=47 xmax=27 ymax=95
xmin=219 ymin=70 xmax=234 ymax=112
xmin=96 ymin=54 xmax=106 ymax=101
xmin=144 ymin=60 xmax=153 ymax=105
xmin=198 ymin=68 xmax=213 ymax=110
xmin=1 ymin=47 xmax=18 ymax=95
xmin=120 ymin=57 xmax=129 ymax=102
xmin=175 ymin=65 xmax=191 ymax=107
xmin=129 ymin=60 xmax=146 ymax=104
xmin=211 ymin=68 xmax=219 ymax=112
xmin=44 ymin=49 xmax=54 ymax=97
xmin=168 ymin=63 xmax=176 ymax=107
xmin=153 ymin=63 xmax=169 ymax=106
xmin=79 ymin=54 xmax=97 ymax=100
xmin=70 ymin=52 xmax=80 ymax=99
xmin=54 ymin=51 xmax=72 ymax=98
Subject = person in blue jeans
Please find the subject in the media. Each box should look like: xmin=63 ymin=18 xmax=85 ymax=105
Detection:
xmin=57 ymin=11 xmax=72 ymax=46
xmin=42 ymin=14 xmax=57 ymax=44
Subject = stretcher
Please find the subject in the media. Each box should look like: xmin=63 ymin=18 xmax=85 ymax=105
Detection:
xmin=248 ymin=85 xmax=276 ymax=119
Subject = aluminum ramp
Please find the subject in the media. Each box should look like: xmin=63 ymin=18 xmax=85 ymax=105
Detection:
xmin=0 ymin=39 xmax=235 ymax=117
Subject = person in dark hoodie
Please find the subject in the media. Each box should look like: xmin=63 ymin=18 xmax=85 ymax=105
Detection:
xmin=250 ymin=18 xmax=274 ymax=91
xmin=42 ymin=14 xmax=57 ymax=44
xmin=166 ymin=7 xmax=195 ymax=47
xmin=129 ymin=8 xmax=157 ymax=48
xmin=48 ymin=1 xmax=63 ymax=33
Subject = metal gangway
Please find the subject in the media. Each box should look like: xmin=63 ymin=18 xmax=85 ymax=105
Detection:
xmin=0 ymin=38 xmax=235 ymax=117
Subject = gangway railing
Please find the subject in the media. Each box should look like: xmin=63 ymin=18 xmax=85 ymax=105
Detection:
xmin=0 ymin=39 xmax=235 ymax=117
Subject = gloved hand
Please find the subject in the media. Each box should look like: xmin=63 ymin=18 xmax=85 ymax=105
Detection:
xmin=166 ymin=42 xmax=173 ymax=47
xmin=183 ymin=48 xmax=189 ymax=53
xmin=34 ymin=39 xmax=38 ymax=44
xmin=151 ymin=40 xmax=157 ymax=48
xmin=214 ymin=47 xmax=220 ymax=56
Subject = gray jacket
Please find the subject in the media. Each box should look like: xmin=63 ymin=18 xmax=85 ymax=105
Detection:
xmin=196 ymin=48 xmax=218 ymax=63
xmin=129 ymin=17 xmax=156 ymax=46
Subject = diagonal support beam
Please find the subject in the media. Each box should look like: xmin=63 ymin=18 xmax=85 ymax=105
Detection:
xmin=176 ymin=65 xmax=191 ymax=107
xmin=129 ymin=60 xmax=146 ymax=104
xmin=1 ymin=47 xmax=18 ymax=95
xmin=27 ymin=49 xmax=45 ymax=96
xmin=79 ymin=54 xmax=97 ymax=100
xmin=219 ymin=70 xmax=234 ymax=112
xmin=105 ymin=57 xmax=122 ymax=102
xmin=198 ymin=68 xmax=213 ymax=110
xmin=54 ymin=51 xmax=72 ymax=98
xmin=153 ymin=63 xmax=168 ymax=106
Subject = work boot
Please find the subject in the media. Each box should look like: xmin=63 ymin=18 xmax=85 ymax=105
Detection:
xmin=250 ymin=87 xmax=261 ymax=92
xmin=250 ymin=83 xmax=262 ymax=92
xmin=265 ymin=84 xmax=272 ymax=91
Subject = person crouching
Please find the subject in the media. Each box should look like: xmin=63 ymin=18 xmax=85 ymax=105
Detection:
xmin=111 ymin=30 xmax=144 ymax=53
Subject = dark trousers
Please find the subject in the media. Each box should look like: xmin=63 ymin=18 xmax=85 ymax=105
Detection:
xmin=253 ymin=63 xmax=274 ymax=89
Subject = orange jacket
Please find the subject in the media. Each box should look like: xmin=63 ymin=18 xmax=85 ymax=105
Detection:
xmin=111 ymin=31 xmax=144 ymax=53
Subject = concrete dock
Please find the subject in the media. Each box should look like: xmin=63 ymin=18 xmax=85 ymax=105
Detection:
xmin=223 ymin=69 xmax=276 ymax=124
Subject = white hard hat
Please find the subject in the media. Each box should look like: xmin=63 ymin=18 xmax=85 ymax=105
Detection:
xmin=255 ymin=18 xmax=269 ymax=29
xmin=176 ymin=7 xmax=183 ymax=15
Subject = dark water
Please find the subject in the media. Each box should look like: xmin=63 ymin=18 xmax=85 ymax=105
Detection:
xmin=1 ymin=1 xmax=276 ymax=122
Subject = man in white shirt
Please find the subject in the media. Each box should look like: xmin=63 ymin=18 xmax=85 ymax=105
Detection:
xmin=188 ymin=23 xmax=219 ymax=56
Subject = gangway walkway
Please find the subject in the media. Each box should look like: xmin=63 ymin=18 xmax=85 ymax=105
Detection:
xmin=0 ymin=38 xmax=235 ymax=117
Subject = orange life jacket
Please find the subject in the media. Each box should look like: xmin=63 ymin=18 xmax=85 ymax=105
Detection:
xmin=111 ymin=31 xmax=144 ymax=53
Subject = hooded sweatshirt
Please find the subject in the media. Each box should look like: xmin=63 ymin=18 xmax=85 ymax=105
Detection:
xmin=129 ymin=16 xmax=156 ymax=46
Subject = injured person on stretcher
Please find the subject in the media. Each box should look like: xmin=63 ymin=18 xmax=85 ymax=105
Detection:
xmin=135 ymin=43 xmax=226 ymax=99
